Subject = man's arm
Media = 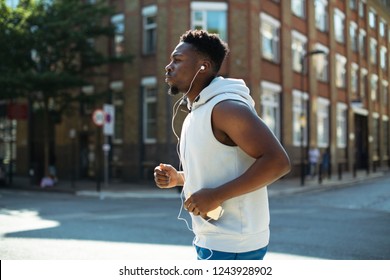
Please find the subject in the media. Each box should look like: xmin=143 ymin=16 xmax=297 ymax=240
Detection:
xmin=184 ymin=100 xmax=291 ymax=216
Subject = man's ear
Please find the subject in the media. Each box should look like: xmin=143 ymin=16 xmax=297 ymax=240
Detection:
xmin=200 ymin=60 xmax=212 ymax=72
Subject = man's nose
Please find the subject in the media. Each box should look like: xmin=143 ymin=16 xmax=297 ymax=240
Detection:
xmin=165 ymin=63 xmax=172 ymax=72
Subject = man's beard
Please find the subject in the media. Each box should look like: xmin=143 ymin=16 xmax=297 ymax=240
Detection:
xmin=168 ymin=85 xmax=180 ymax=96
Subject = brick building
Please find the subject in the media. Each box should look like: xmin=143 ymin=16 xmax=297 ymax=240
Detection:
xmin=8 ymin=0 xmax=390 ymax=183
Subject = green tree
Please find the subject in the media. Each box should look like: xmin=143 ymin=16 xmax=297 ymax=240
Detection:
xmin=0 ymin=0 xmax=34 ymax=98
xmin=0 ymin=0 xmax=132 ymax=177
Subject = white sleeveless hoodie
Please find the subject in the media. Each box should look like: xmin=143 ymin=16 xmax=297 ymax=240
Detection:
xmin=180 ymin=76 xmax=270 ymax=253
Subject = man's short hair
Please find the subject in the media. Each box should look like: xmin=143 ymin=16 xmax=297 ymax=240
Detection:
xmin=180 ymin=29 xmax=229 ymax=73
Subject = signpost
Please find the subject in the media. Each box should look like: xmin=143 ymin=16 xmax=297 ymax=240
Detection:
xmin=92 ymin=105 xmax=115 ymax=199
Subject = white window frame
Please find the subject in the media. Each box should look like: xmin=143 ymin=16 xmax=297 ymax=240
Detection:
xmin=349 ymin=0 xmax=357 ymax=10
xmin=111 ymin=13 xmax=125 ymax=57
xmin=351 ymin=62 xmax=359 ymax=94
xmin=369 ymin=8 xmax=376 ymax=29
xmin=335 ymin=53 xmax=347 ymax=88
xmin=369 ymin=37 xmax=377 ymax=65
xmin=292 ymin=0 xmax=306 ymax=18
xmin=142 ymin=5 xmax=158 ymax=55
xmin=314 ymin=0 xmax=328 ymax=32
xmin=350 ymin=21 xmax=358 ymax=52
xmin=337 ymin=103 xmax=348 ymax=148
xmin=358 ymin=0 xmax=366 ymax=18
xmin=382 ymin=80 xmax=389 ymax=105
xmin=260 ymin=81 xmax=281 ymax=139
xmin=142 ymin=77 xmax=158 ymax=144
xmin=359 ymin=29 xmax=367 ymax=58
xmin=360 ymin=68 xmax=368 ymax=100
xmin=291 ymin=30 xmax=307 ymax=73
xmin=317 ymin=97 xmax=330 ymax=148
xmin=370 ymin=74 xmax=379 ymax=101
xmin=380 ymin=46 xmax=387 ymax=70
xmin=334 ymin=8 xmax=345 ymax=44
xmin=314 ymin=43 xmax=329 ymax=82
xmin=110 ymin=81 xmax=124 ymax=143
xmin=293 ymin=90 xmax=309 ymax=147
xmin=379 ymin=18 xmax=386 ymax=38
xmin=191 ymin=2 xmax=228 ymax=41
xmin=260 ymin=13 xmax=281 ymax=63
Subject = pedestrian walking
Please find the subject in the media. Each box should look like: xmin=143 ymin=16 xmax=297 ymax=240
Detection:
xmin=308 ymin=146 xmax=320 ymax=179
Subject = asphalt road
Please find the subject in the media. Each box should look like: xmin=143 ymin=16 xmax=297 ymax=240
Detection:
xmin=268 ymin=176 xmax=390 ymax=259
xmin=1 ymin=176 xmax=389 ymax=260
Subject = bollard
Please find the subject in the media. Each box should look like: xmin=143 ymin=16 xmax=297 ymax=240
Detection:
xmin=318 ymin=164 xmax=323 ymax=184
xmin=338 ymin=163 xmax=342 ymax=180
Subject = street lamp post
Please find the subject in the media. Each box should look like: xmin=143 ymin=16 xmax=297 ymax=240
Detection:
xmin=300 ymin=49 xmax=326 ymax=186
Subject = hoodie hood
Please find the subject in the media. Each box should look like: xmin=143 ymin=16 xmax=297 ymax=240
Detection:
xmin=189 ymin=76 xmax=254 ymax=112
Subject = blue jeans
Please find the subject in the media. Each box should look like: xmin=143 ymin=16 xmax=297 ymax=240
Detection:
xmin=195 ymin=245 xmax=268 ymax=260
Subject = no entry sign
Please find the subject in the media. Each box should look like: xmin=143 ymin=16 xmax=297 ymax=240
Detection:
xmin=92 ymin=109 xmax=105 ymax=126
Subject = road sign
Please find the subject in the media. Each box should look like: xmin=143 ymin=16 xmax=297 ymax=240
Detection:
xmin=92 ymin=109 xmax=105 ymax=126
xmin=103 ymin=104 xmax=115 ymax=136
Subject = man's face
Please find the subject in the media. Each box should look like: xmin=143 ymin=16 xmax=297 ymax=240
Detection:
xmin=165 ymin=42 xmax=199 ymax=95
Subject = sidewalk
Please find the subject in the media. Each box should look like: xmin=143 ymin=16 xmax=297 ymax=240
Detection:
xmin=2 ymin=169 xmax=388 ymax=199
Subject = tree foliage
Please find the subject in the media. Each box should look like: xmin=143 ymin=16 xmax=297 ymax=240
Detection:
xmin=0 ymin=0 xmax=132 ymax=175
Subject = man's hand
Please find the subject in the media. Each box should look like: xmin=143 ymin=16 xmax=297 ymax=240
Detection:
xmin=184 ymin=188 xmax=222 ymax=217
xmin=154 ymin=163 xmax=183 ymax=188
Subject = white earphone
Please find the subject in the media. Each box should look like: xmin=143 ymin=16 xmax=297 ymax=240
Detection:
xmin=200 ymin=65 xmax=205 ymax=70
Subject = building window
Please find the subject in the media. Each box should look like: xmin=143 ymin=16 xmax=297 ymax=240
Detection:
xmin=349 ymin=0 xmax=357 ymax=10
xmin=291 ymin=30 xmax=307 ymax=73
xmin=369 ymin=38 xmax=377 ymax=65
xmin=142 ymin=5 xmax=157 ymax=55
xmin=380 ymin=46 xmax=387 ymax=70
xmin=260 ymin=13 xmax=280 ymax=63
xmin=142 ymin=77 xmax=157 ymax=143
xmin=317 ymin=98 xmax=330 ymax=148
xmin=315 ymin=0 xmax=328 ymax=32
xmin=293 ymin=90 xmax=308 ymax=147
xmin=111 ymin=13 xmax=125 ymax=57
xmin=292 ymin=0 xmax=306 ymax=18
xmin=370 ymin=74 xmax=379 ymax=101
xmin=337 ymin=103 xmax=347 ymax=148
xmin=369 ymin=8 xmax=376 ymax=29
xmin=358 ymin=0 xmax=365 ymax=18
xmin=261 ymin=81 xmax=281 ymax=139
xmin=335 ymin=54 xmax=347 ymax=88
xmin=351 ymin=63 xmax=359 ymax=96
xmin=383 ymin=81 xmax=389 ymax=105
xmin=360 ymin=68 xmax=368 ymax=101
xmin=379 ymin=19 xmax=387 ymax=38
xmin=314 ymin=44 xmax=329 ymax=82
xmin=334 ymin=8 xmax=345 ymax=44
xmin=109 ymin=81 xmax=124 ymax=143
xmin=350 ymin=22 xmax=358 ymax=52
xmin=191 ymin=2 xmax=228 ymax=41
xmin=359 ymin=29 xmax=367 ymax=58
